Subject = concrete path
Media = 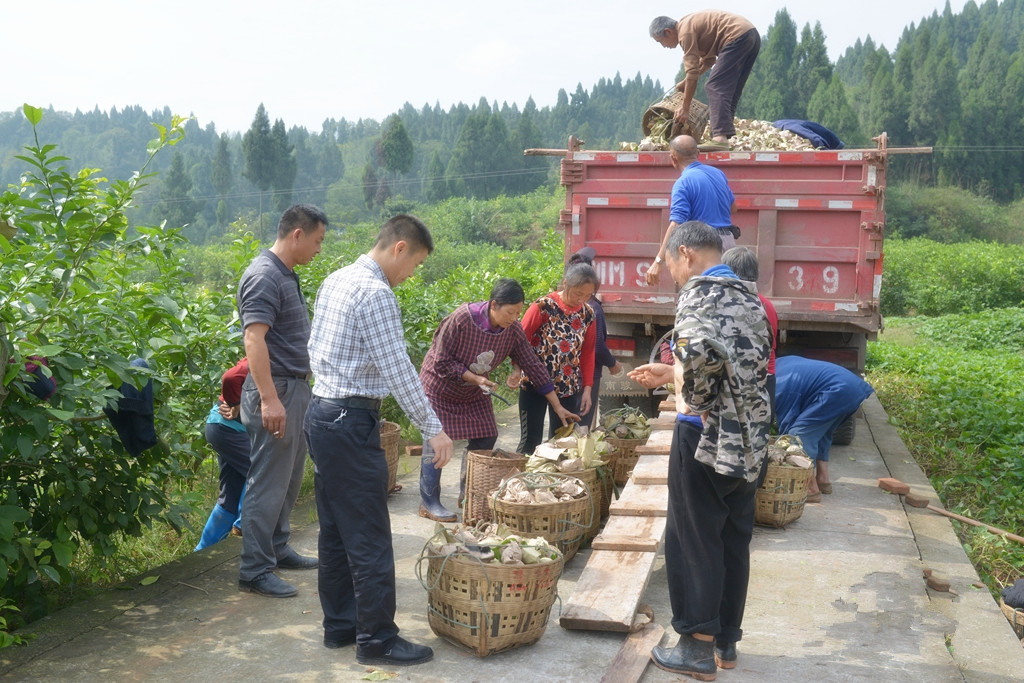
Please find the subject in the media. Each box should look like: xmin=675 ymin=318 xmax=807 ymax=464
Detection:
xmin=2 ymin=396 xmax=1022 ymax=681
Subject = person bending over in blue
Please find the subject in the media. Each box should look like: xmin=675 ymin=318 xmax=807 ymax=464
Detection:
xmin=774 ymin=356 xmax=873 ymax=503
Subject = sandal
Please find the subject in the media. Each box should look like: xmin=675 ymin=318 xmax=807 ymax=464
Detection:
xmin=819 ymin=483 xmax=833 ymax=495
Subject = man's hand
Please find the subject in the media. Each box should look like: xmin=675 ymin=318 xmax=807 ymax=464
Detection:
xmin=673 ymin=104 xmax=690 ymax=125
xmin=427 ymin=431 xmax=454 ymax=468
xmin=645 ymin=261 xmax=662 ymax=286
xmin=628 ymin=363 xmax=674 ymax=389
xmin=553 ymin=404 xmax=580 ymax=427
xmin=219 ymin=402 xmax=240 ymax=420
xmin=261 ymin=396 xmax=287 ymax=438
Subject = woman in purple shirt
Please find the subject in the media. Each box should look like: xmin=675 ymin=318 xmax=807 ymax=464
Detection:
xmin=417 ymin=278 xmax=578 ymax=521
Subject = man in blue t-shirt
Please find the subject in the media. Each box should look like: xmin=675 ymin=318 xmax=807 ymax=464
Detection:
xmin=646 ymin=135 xmax=735 ymax=286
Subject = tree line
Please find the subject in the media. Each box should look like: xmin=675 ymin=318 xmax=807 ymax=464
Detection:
xmin=0 ymin=0 xmax=1021 ymax=244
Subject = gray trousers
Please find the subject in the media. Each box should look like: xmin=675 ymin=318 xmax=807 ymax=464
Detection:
xmin=239 ymin=375 xmax=311 ymax=581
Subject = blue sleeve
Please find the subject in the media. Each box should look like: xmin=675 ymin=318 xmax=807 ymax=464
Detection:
xmin=591 ymin=301 xmax=616 ymax=371
xmin=669 ymin=175 xmax=691 ymax=225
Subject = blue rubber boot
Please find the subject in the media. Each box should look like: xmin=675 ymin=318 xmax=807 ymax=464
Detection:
xmin=194 ymin=504 xmax=236 ymax=551
xmin=418 ymin=451 xmax=457 ymax=522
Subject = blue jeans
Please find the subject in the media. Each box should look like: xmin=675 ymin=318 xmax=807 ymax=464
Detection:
xmin=304 ymin=397 xmax=399 ymax=652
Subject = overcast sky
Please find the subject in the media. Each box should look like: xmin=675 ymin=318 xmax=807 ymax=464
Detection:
xmin=3 ymin=0 xmax=968 ymax=135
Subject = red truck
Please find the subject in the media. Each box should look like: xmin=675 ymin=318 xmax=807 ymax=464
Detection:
xmin=553 ymin=135 xmax=889 ymax=406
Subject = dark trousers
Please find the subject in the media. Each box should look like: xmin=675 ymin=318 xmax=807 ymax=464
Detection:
xmin=706 ymin=28 xmax=761 ymax=138
xmin=304 ymin=397 xmax=398 ymax=652
xmin=205 ymin=421 xmax=251 ymax=514
xmin=517 ymin=388 xmax=582 ymax=454
xmin=665 ymin=420 xmax=758 ymax=643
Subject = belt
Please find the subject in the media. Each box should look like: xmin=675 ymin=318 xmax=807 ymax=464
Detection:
xmin=316 ymin=396 xmax=382 ymax=412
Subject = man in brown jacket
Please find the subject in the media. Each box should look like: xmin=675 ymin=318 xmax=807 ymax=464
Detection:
xmin=650 ymin=12 xmax=760 ymax=147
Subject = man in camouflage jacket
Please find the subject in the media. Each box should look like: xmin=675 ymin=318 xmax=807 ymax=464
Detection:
xmin=630 ymin=220 xmax=770 ymax=679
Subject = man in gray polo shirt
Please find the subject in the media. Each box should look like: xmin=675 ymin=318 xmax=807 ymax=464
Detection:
xmin=236 ymin=204 xmax=327 ymax=598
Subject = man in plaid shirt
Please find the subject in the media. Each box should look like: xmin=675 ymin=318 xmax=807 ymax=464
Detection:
xmin=305 ymin=214 xmax=452 ymax=667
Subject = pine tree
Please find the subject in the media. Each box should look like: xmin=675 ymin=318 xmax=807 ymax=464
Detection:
xmin=210 ymin=133 xmax=232 ymax=198
xmin=807 ymin=74 xmax=863 ymax=146
xmin=380 ymin=115 xmax=414 ymax=177
xmin=422 ymin=151 xmax=447 ymax=203
xmin=748 ymin=10 xmax=798 ymax=120
xmin=789 ymin=23 xmax=833 ymax=118
xmin=242 ymin=104 xmax=274 ymax=192
xmin=362 ymin=163 xmax=379 ymax=209
xmin=270 ymin=119 xmax=296 ymax=211
xmin=157 ymin=151 xmax=200 ymax=233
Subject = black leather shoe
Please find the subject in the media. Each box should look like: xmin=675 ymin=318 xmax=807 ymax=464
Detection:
xmin=651 ymin=634 xmax=717 ymax=681
xmin=238 ymin=572 xmax=298 ymax=598
xmin=714 ymin=641 xmax=737 ymax=669
xmin=324 ymin=631 xmax=357 ymax=649
xmin=356 ymin=636 xmax=433 ymax=667
xmin=277 ymin=551 xmax=318 ymax=570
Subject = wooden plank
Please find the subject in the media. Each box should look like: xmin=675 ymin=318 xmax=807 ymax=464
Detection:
xmin=560 ymin=550 xmax=657 ymax=631
xmin=608 ymin=484 xmax=668 ymax=517
xmin=649 ymin=415 xmax=676 ymax=431
xmin=635 ymin=442 xmax=670 ymax=456
xmin=593 ymin=515 xmax=667 ymax=551
xmin=658 ymin=399 xmax=675 ymax=413
xmin=631 ymin=455 xmax=669 ymax=485
xmin=600 ymin=622 xmax=666 ymax=683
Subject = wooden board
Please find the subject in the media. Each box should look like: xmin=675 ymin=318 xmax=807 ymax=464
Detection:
xmin=658 ymin=399 xmax=676 ymax=413
xmin=592 ymin=515 xmax=667 ymax=551
xmin=608 ymin=484 xmax=668 ymax=517
xmin=635 ymin=442 xmax=671 ymax=456
xmin=559 ymin=550 xmax=657 ymax=631
xmin=631 ymin=455 xmax=669 ymax=485
xmin=600 ymin=621 xmax=666 ymax=683
xmin=649 ymin=416 xmax=676 ymax=430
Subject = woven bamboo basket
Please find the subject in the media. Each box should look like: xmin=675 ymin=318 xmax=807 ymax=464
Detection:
xmin=571 ymin=467 xmax=606 ymax=541
xmin=754 ymin=463 xmax=810 ymax=528
xmin=490 ymin=473 xmax=592 ymax=562
xmin=641 ymin=91 xmax=711 ymax=140
xmin=606 ymin=436 xmax=647 ymax=485
xmin=1000 ymin=597 xmax=1024 ymax=639
xmin=465 ymin=449 xmax=527 ymax=524
xmin=379 ymin=420 xmax=401 ymax=494
xmin=419 ymin=548 xmax=563 ymax=657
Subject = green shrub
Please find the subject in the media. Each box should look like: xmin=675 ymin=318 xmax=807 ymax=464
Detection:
xmin=0 ymin=108 xmax=244 ymax=639
xmin=868 ymin=320 xmax=1024 ymax=588
xmin=880 ymin=238 xmax=1024 ymax=316
xmin=887 ymin=184 xmax=1023 ymax=243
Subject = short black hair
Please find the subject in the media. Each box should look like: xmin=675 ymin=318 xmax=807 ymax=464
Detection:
xmin=722 ymin=246 xmax=760 ymax=281
xmin=374 ymin=214 xmax=434 ymax=254
xmin=666 ymin=220 xmax=723 ymax=257
xmin=277 ymin=204 xmax=328 ymax=238
xmin=489 ymin=278 xmax=525 ymax=306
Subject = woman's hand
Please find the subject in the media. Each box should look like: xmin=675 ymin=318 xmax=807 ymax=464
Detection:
xmin=579 ymin=386 xmax=593 ymax=416
xmin=506 ymin=367 xmax=523 ymax=389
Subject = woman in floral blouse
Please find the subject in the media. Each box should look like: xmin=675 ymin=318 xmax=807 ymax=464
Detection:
xmin=517 ymin=262 xmax=600 ymax=454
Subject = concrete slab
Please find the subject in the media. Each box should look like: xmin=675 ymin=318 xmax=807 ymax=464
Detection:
xmin=2 ymin=397 xmax=1022 ymax=681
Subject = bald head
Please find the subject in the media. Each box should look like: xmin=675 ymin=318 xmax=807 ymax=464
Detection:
xmin=670 ymin=135 xmax=699 ymax=164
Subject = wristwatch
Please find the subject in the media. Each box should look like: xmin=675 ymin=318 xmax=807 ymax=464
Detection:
xmin=654 ymin=255 xmax=663 ymax=264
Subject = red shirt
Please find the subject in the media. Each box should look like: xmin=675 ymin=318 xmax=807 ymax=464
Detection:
xmin=520 ymin=291 xmax=596 ymax=395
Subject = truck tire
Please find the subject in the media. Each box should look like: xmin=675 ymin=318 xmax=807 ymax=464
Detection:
xmin=832 ymin=414 xmax=856 ymax=446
